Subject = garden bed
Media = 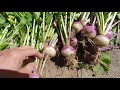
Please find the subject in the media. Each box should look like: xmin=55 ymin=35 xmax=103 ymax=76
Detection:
xmin=0 ymin=12 xmax=120 ymax=78
xmin=42 ymin=49 xmax=120 ymax=78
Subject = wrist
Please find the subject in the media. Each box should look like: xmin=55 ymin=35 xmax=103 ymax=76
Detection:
xmin=0 ymin=69 xmax=29 ymax=78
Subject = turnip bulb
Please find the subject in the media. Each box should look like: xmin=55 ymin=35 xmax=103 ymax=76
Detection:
xmin=93 ymin=35 xmax=110 ymax=47
xmin=106 ymin=31 xmax=113 ymax=39
xmin=70 ymin=37 xmax=78 ymax=47
xmin=72 ymin=21 xmax=83 ymax=33
xmin=81 ymin=26 xmax=96 ymax=38
xmin=44 ymin=46 xmax=56 ymax=57
xmin=61 ymin=45 xmax=75 ymax=57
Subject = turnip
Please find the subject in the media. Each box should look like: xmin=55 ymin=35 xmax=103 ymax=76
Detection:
xmin=81 ymin=25 xmax=97 ymax=38
xmin=44 ymin=46 xmax=56 ymax=57
xmin=70 ymin=37 xmax=78 ymax=47
xmin=96 ymin=12 xmax=117 ymax=35
xmin=56 ymin=12 xmax=78 ymax=66
xmin=95 ymin=12 xmax=117 ymax=46
xmin=72 ymin=21 xmax=83 ymax=33
xmin=60 ymin=13 xmax=76 ymax=57
xmin=36 ymin=12 xmax=58 ymax=77
xmin=93 ymin=35 xmax=110 ymax=47
xmin=61 ymin=45 xmax=75 ymax=56
xmin=106 ymin=31 xmax=113 ymax=39
xmin=72 ymin=12 xmax=90 ymax=34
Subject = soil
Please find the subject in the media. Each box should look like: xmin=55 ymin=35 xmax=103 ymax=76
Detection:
xmin=42 ymin=49 xmax=120 ymax=78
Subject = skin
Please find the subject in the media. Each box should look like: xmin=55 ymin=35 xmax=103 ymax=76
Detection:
xmin=0 ymin=46 xmax=43 ymax=78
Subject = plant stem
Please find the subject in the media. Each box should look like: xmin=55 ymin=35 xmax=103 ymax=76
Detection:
xmin=101 ymin=12 xmax=105 ymax=34
xmin=39 ymin=55 xmax=49 ymax=76
xmin=96 ymin=13 xmax=102 ymax=34
xmin=105 ymin=12 xmax=117 ymax=35
xmin=0 ymin=25 xmax=10 ymax=44
xmin=60 ymin=27 xmax=65 ymax=45
xmin=69 ymin=12 xmax=76 ymax=42
xmin=84 ymin=12 xmax=90 ymax=21
xmin=44 ymin=17 xmax=53 ymax=42
xmin=26 ymin=25 xmax=30 ymax=46
xmin=23 ymin=34 xmax=27 ymax=46
xmin=31 ymin=19 xmax=35 ymax=48
xmin=81 ymin=12 xmax=86 ymax=21
xmin=92 ymin=16 xmax=96 ymax=26
xmin=98 ymin=59 xmax=109 ymax=69
xmin=111 ymin=20 xmax=120 ymax=28
xmin=61 ymin=15 xmax=68 ymax=44
xmin=43 ymin=12 xmax=46 ymax=46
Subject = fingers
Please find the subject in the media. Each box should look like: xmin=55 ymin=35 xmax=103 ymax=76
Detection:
xmin=19 ymin=48 xmax=44 ymax=60
xmin=19 ymin=62 xmax=37 ymax=74
xmin=29 ymin=72 xmax=39 ymax=78
xmin=15 ymin=46 xmax=32 ymax=49
xmin=22 ymin=56 xmax=36 ymax=67
xmin=14 ymin=46 xmax=44 ymax=60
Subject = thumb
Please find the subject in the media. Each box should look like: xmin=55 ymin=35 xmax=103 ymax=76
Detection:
xmin=19 ymin=62 xmax=37 ymax=74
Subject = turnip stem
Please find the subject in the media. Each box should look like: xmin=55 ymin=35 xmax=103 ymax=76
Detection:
xmin=60 ymin=27 xmax=65 ymax=45
xmin=105 ymin=12 xmax=117 ymax=35
xmin=101 ymin=12 xmax=105 ymax=34
xmin=111 ymin=20 xmax=120 ymax=28
xmin=44 ymin=18 xmax=53 ymax=42
xmin=43 ymin=12 xmax=45 ymax=46
xmin=81 ymin=12 xmax=90 ymax=26
xmin=96 ymin=13 xmax=102 ymax=34
xmin=31 ymin=19 xmax=35 ymax=48
xmin=23 ymin=35 xmax=27 ymax=45
xmin=49 ymin=32 xmax=57 ymax=46
xmin=51 ymin=35 xmax=58 ymax=47
xmin=96 ymin=12 xmax=117 ymax=35
xmin=61 ymin=14 xmax=68 ymax=44
xmin=83 ymin=18 xmax=90 ymax=26
xmin=37 ymin=52 xmax=45 ymax=76
xmin=39 ymin=55 xmax=49 ymax=76
xmin=3 ymin=25 xmax=19 ymax=43
xmin=104 ymin=16 xmax=112 ymax=32
xmin=84 ymin=12 xmax=90 ymax=21
xmin=0 ymin=25 xmax=10 ymax=43
xmin=27 ymin=25 xmax=30 ymax=46
xmin=50 ymin=33 xmax=58 ymax=47
xmin=69 ymin=12 xmax=76 ymax=41
xmin=81 ymin=12 xmax=86 ymax=21
xmin=98 ymin=12 xmax=104 ymax=34
xmin=92 ymin=16 xmax=96 ymax=26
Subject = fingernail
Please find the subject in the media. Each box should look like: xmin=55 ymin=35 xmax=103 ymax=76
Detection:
xmin=29 ymin=74 xmax=39 ymax=78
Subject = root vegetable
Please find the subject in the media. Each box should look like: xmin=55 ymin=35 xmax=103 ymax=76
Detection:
xmin=72 ymin=21 xmax=83 ymax=33
xmin=93 ymin=35 xmax=110 ymax=47
xmin=61 ymin=45 xmax=75 ymax=56
xmin=70 ymin=37 xmax=78 ymax=47
xmin=44 ymin=46 xmax=56 ymax=57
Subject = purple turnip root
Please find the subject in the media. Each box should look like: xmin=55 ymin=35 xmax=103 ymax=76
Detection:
xmin=70 ymin=37 xmax=78 ymax=47
xmin=72 ymin=21 xmax=83 ymax=33
xmin=81 ymin=25 xmax=97 ymax=38
xmin=106 ymin=31 xmax=113 ymax=39
xmin=93 ymin=35 xmax=110 ymax=47
xmin=61 ymin=45 xmax=75 ymax=57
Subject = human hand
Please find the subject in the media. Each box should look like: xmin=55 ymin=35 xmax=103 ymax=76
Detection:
xmin=0 ymin=46 xmax=43 ymax=78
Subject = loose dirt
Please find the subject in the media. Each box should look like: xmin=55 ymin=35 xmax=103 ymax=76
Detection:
xmin=42 ymin=49 xmax=120 ymax=78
